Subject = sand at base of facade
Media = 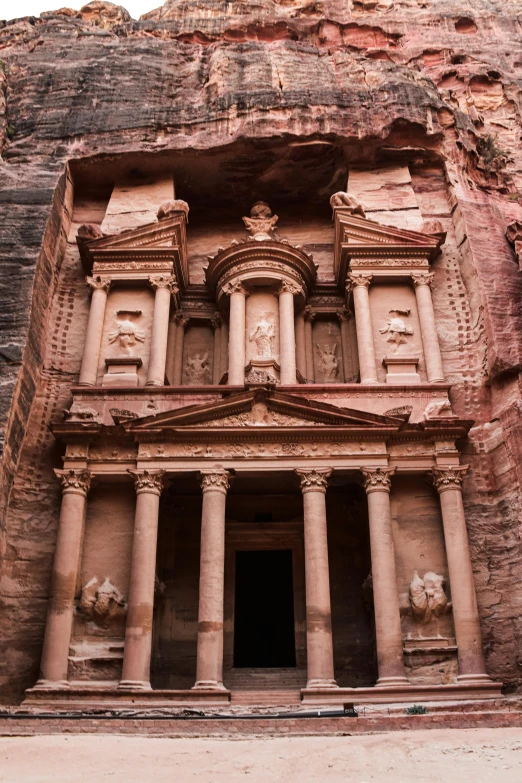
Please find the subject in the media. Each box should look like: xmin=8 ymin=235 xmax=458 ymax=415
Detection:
xmin=0 ymin=728 xmax=522 ymax=783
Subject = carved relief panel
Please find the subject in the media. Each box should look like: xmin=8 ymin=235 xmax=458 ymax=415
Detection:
xmin=182 ymin=323 xmax=215 ymax=386
xmin=369 ymin=283 xmax=425 ymax=383
xmin=246 ymin=288 xmax=280 ymax=365
xmin=312 ymin=319 xmax=344 ymax=383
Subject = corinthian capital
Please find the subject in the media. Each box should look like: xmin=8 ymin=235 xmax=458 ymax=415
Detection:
xmin=86 ymin=275 xmax=111 ymax=293
xmin=411 ymin=272 xmax=435 ymax=289
xmin=348 ymin=272 xmax=373 ymax=290
xmin=149 ymin=275 xmax=178 ymax=294
xmin=278 ymin=279 xmax=302 ymax=296
xmin=199 ymin=469 xmax=232 ymax=495
xmin=336 ymin=308 xmax=352 ymax=324
xmin=361 ymin=467 xmax=396 ymax=494
xmin=128 ymin=469 xmax=165 ymax=496
xmin=304 ymin=306 xmax=316 ymax=323
xmin=431 ymin=465 xmax=469 ymax=493
xmin=295 ymin=467 xmax=333 ymax=494
xmin=223 ymin=280 xmax=249 ymax=297
xmin=55 ymin=469 xmax=92 ymax=496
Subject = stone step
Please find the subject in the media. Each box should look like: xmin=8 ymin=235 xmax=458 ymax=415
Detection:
xmin=225 ymin=668 xmax=307 ymax=690
xmin=231 ymin=690 xmax=302 ymax=706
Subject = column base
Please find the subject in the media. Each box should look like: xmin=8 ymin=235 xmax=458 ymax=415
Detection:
xmin=360 ymin=378 xmax=379 ymax=385
xmin=428 ymin=377 xmax=445 ymax=383
xmin=457 ymin=673 xmax=493 ymax=685
xmin=32 ymin=679 xmax=71 ymax=690
xmin=145 ymin=380 xmax=164 ymax=387
xmin=306 ymin=678 xmax=339 ymax=690
xmin=117 ymin=680 xmax=152 ymax=692
xmin=192 ymin=680 xmax=227 ymax=691
xmin=375 ymin=676 xmax=411 ymax=688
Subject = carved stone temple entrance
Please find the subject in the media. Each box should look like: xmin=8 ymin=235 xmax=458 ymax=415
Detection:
xmin=22 ymin=190 xmax=503 ymax=709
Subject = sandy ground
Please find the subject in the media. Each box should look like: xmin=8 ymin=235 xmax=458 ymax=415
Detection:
xmin=0 ymin=728 xmax=521 ymax=782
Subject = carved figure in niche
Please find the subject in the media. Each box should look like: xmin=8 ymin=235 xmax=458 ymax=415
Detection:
xmin=108 ymin=310 xmax=145 ymax=356
xmin=242 ymin=202 xmax=279 ymax=240
xmin=329 ymin=191 xmax=366 ymax=217
xmin=78 ymin=577 xmax=127 ymax=629
xmin=185 ymin=352 xmax=210 ymax=384
xmin=379 ymin=309 xmax=413 ymax=349
xmin=409 ymin=570 xmax=451 ymax=624
xmin=316 ymin=342 xmax=339 ymax=382
xmin=249 ymin=312 xmax=276 ymax=359
xmin=423 ymin=397 xmax=452 ymax=420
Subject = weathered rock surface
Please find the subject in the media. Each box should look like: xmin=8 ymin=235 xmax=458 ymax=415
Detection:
xmin=1 ymin=0 xmax=522 ymax=702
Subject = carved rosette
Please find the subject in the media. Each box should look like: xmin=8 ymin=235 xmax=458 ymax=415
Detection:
xmin=278 ymin=279 xmax=302 ymax=296
xmin=86 ymin=275 xmax=111 ymax=294
xmin=223 ymin=280 xmax=249 ymax=297
xmin=55 ymin=469 xmax=92 ymax=496
xmin=347 ymin=272 xmax=373 ymax=290
xmin=149 ymin=274 xmax=178 ymax=295
xmin=128 ymin=469 xmax=165 ymax=496
xmin=199 ymin=469 xmax=232 ymax=495
xmin=295 ymin=467 xmax=333 ymax=494
xmin=361 ymin=467 xmax=396 ymax=494
xmin=431 ymin=465 xmax=469 ymax=493
xmin=411 ymin=272 xmax=435 ymax=289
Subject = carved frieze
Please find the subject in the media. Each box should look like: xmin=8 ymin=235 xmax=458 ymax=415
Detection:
xmin=136 ymin=440 xmax=383 ymax=460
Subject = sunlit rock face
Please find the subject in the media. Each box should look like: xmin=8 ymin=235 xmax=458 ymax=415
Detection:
xmin=0 ymin=0 xmax=522 ymax=706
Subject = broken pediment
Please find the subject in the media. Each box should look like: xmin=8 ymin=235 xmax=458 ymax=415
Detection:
xmin=125 ymin=389 xmax=403 ymax=434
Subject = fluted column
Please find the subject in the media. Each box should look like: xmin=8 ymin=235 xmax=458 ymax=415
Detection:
xmin=295 ymin=468 xmax=337 ymax=689
xmin=225 ymin=281 xmax=248 ymax=386
xmin=35 ymin=469 xmax=92 ymax=688
xmin=412 ymin=273 xmax=445 ymax=383
xmin=361 ymin=467 xmax=409 ymax=687
xmin=79 ymin=276 xmax=111 ymax=386
xmin=348 ymin=273 xmax=378 ymax=384
xmin=295 ymin=310 xmax=306 ymax=379
xmin=211 ymin=316 xmax=222 ymax=384
xmin=147 ymin=275 xmax=178 ymax=386
xmin=337 ymin=308 xmax=353 ymax=383
xmin=432 ymin=466 xmax=490 ymax=682
xmin=172 ymin=314 xmax=188 ymax=385
xmin=193 ymin=469 xmax=231 ymax=690
xmin=304 ymin=307 xmax=315 ymax=382
xmin=119 ymin=469 xmax=165 ymax=691
xmin=278 ymin=281 xmax=299 ymax=385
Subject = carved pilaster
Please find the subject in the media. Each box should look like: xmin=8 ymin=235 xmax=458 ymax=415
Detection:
xmin=128 ymin=469 xmax=165 ymax=496
xmin=295 ymin=467 xmax=333 ymax=494
xmin=55 ymin=469 xmax=92 ymax=497
xmin=361 ymin=467 xmax=396 ymax=494
xmin=411 ymin=272 xmax=435 ymax=289
xmin=199 ymin=469 xmax=231 ymax=495
xmin=431 ymin=465 xmax=469 ymax=493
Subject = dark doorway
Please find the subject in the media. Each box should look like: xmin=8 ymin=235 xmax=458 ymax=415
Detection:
xmin=233 ymin=550 xmax=297 ymax=668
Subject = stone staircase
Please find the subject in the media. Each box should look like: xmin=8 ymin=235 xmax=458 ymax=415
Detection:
xmin=225 ymin=668 xmax=306 ymax=706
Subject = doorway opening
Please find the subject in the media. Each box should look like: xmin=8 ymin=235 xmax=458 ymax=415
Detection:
xmin=233 ymin=550 xmax=297 ymax=668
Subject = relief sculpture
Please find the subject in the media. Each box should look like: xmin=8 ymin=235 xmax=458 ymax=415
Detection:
xmin=249 ymin=312 xmax=276 ymax=359
xmin=379 ymin=309 xmax=414 ymax=349
xmin=78 ymin=577 xmax=127 ymax=629
xmin=108 ymin=310 xmax=145 ymax=355
xmin=316 ymin=342 xmax=339 ymax=382
xmin=185 ymin=352 xmax=210 ymax=384
xmin=409 ymin=571 xmax=452 ymax=624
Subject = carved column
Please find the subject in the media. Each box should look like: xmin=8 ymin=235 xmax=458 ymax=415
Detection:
xmin=193 ymin=469 xmax=231 ymax=690
xmin=166 ymin=315 xmax=178 ymax=385
xmin=361 ymin=467 xmax=409 ymax=687
xmin=211 ymin=315 xmax=222 ymax=384
xmin=295 ymin=310 xmax=306 ymax=380
xmin=304 ymin=307 xmax=315 ymax=382
xmin=278 ymin=281 xmax=299 ymax=385
xmin=220 ymin=319 xmax=229 ymax=381
xmin=78 ymin=276 xmax=111 ymax=386
xmin=432 ymin=467 xmax=490 ymax=682
xmin=172 ymin=314 xmax=188 ymax=385
xmin=348 ymin=273 xmax=378 ymax=384
xmin=146 ymin=275 xmax=178 ymax=386
xmin=295 ymin=468 xmax=337 ymax=689
xmin=412 ymin=273 xmax=445 ymax=383
xmin=35 ymin=469 xmax=92 ymax=688
xmin=119 ymin=469 xmax=165 ymax=691
xmin=337 ymin=308 xmax=353 ymax=383
xmin=225 ymin=281 xmax=248 ymax=386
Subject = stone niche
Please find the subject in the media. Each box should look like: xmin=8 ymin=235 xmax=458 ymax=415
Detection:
xmin=69 ymin=484 xmax=135 ymax=682
xmin=182 ymin=323 xmax=214 ymax=386
xmin=246 ymin=286 xmax=280 ymax=366
xmin=370 ymin=282 xmax=425 ymax=384
xmin=98 ymin=285 xmax=155 ymax=387
xmin=312 ymin=318 xmax=344 ymax=384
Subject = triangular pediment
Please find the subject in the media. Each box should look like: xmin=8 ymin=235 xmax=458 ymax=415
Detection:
xmin=334 ymin=211 xmax=442 ymax=250
xmin=125 ymin=389 xmax=403 ymax=433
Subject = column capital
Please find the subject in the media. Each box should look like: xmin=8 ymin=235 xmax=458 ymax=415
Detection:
xmin=210 ymin=314 xmax=223 ymax=330
xmin=173 ymin=312 xmax=189 ymax=329
xmin=361 ymin=467 xmax=396 ymax=494
xmin=128 ymin=469 xmax=165 ymax=496
xmin=411 ymin=272 xmax=435 ymax=289
xmin=277 ymin=279 xmax=302 ymax=296
xmin=199 ymin=469 xmax=232 ymax=495
xmin=295 ymin=467 xmax=333 ymax=494
xmin=431 ymin=465 xmax=469 ymax=493
xmin=55 ymin=468 xmax=92 ymax=496
xmin=223 ymin=280 xmax=249 ymax=297
xmin=347 ymin=272 xmax=373 ymax=290
xmin=85 ymin=274 xmax=111 ymax=293
xmin=149 ymin=274 xmax=178 ymax=295
xmin=336 ymin=307 xmax=352 ymax=324
xmin=304 ymin=306 xmax=316 ymax=323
